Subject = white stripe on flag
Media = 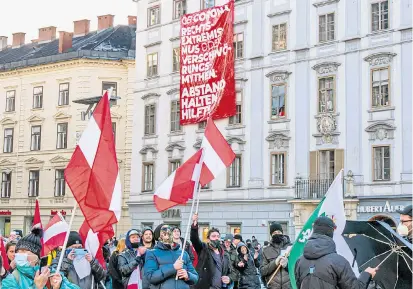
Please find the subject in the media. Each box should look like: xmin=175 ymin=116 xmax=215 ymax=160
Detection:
xmin=201 ymin=137 xmax=226 ymax=178
xmin=85 ymin=229 xmax=100 ymax=258
xmin=109 ymin=172 xmax=122 ymax=221
xmin=43 ymin=222 xmax=68 ymax=243
xmin=155 ymin=171 xmax=176 ymax=200
xmin=78 ymin=116 xmax=101 ymax=168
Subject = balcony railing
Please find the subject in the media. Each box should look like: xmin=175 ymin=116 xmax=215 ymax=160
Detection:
xmin=294 ymin=177 xmax=334 ymax=199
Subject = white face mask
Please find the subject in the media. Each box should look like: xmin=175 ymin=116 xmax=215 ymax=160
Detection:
xmin=397 ymin=223 xmax=409 ymax=236
xmin=14 ymin=253 xmax=29 ymax=267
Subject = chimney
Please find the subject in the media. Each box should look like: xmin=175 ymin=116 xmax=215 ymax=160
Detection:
xmin=0 ymin=36 xmax=7 ymax=50
xmin=74 ymin=19 xmax=90 ymax=37
xmin=98 ymin=15 xmax=114 ymax=31
xmin=12 ymin=32 xmax=25 ymax=48
xmin=128 ymin=16 xmax=137 ymax=26
xmin=38 ymin=26 xmax=57 ymax=42
xmin=58 ymin=31 xmax=73 ymax=53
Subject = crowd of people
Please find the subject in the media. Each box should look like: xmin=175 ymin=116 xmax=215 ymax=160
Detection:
xmin=0 ymin=205 xmax=411 ymax=289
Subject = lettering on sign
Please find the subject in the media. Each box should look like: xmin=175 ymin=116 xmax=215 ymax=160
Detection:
xmin=51 ymin=210 xmax=67 ymax=216
xmin=357 ymin=201 xmax=404 ymax=214
xmin=161 ymin=209 xmax=182 ymax=219
xmin=0 ymin=210 xmax=11 ymax=216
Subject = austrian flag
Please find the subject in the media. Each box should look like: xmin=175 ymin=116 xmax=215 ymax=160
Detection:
xmin=65 ymin=90 xmax=122 ymax=233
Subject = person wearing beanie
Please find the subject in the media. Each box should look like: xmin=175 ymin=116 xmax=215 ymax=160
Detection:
xmin=233 ymin=242 xmax=261 ymax=289
xmin=51 ymin=231 xmax=106 ymax=289
xmin=172 ymin=226 xmax=195 ymax=263
xmin=144 ymin=224 xmax=198 ymax=289
xmin=260 ymin=222 xmax=292 ymax=289
xmin=2 ymin=227 xmax=80 ymax=289
xmin=295 ymin=216 xmax=378 ymax=289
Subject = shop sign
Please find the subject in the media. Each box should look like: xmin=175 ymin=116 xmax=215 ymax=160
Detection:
xmin=161 ymin=209 xmax=181 ymax=219
xmin=0 ymin=210 xmax=11 ymax=216
xmin=357 ymin=201 xmax=404 ymax=214
xmin=51 ymin=210 xmax=67 ymax=216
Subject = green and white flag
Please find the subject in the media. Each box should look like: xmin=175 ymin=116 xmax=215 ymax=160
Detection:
xmin=288 ymin=170 xmax=359 ymax=289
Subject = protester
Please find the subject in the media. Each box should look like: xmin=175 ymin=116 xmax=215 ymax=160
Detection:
xmin=397 ymin=205 xmax=412 ymax=243
xmin=2 ymin=227 xmax=80 ymax=289
xmin=6 ymin=241 xmax=16 ymax=272
xmin=233 ymin=234 xmax=242 ymax=246
xmin=223 ymin=234 xmax=240 ymax=289
xmin=245 ymin=239 xmax=255 ymax=256
xmin=234 ymin=242 xmax=261 ymax=289
xmin=191 ymin=213 xmax=232 ymax=289
xmin=294 ymin=216 xmax=378 ymax=289
xmin=260 ymin=222 xmax=291 ymax=289
xmin=251 ymin=236 xmax=259 ymax=249
xmin=172 ymin=226 xmax=195 ymax=263
xmin=8 ymin=232 xmax=18 ymax=243
xmin=109 ymin=238 xmax=126 ymax=289
xmin=144 ymin=224 xmax=198 ymax=288
xmin=52 ymin=231 xmax=106 ymax=289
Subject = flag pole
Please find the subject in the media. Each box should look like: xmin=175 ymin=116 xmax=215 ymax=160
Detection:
xmin=55 ymin=203 xmax=77 ymax=275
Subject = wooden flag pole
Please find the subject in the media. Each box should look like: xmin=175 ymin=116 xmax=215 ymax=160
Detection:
xmin=55 ymin=203 xmax=77 ymax=275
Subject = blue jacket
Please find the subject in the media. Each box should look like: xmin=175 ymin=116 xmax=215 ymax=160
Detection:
xmin=144 ymin=242 xmax=198 ymax=289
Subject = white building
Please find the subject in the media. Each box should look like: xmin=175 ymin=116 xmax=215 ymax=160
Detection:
xmin=130 ymin=0 xmax=412 ymax=242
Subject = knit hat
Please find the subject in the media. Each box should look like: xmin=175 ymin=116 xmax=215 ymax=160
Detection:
xmin=234 ymin=234 xmax=243 ymax=241
xmin=313 ymin=216 xmax=336 ymax=238
xmin=16 ymin=227 xmax=43 ymax=258
xmin=270 ymin=222 xmax=283 ymax=235
xmin=67 ymin=231 xmax=83 ymax=248
xmin=397 ymin=205 xmax=412 ymax=217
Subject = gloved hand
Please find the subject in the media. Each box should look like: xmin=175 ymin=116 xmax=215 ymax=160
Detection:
xmin=275 ymin=256 xmax=281 ymax=266
xmin=280 ymin=257 xmax=288 ymax=268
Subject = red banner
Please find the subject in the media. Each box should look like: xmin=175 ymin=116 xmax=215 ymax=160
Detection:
xmin=180 ymin=1 xmax=236 ymax=125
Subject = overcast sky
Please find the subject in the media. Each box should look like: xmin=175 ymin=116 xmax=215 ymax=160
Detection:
xmin=0 ymin=0 xmax=137 ymax=42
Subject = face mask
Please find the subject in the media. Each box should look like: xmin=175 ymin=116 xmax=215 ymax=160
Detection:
xmin=15 ymin=253 xmax=29 ymax=267
xmin=397 ymin=223 xmax=409 ymax=236
xmin=272 ymin=234 xmax=284 ymax=244
xmin=209 ymin=240 xmax=221 ymax=249
xmin=131 ymin=242 xmax=140 ymax=249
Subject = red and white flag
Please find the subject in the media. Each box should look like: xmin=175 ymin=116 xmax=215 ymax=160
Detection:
xmin=79 ymin=220 xmax=114 ymax=268
xmin=65 ymin=90 xmax=122 ymax=233
xmin=32 ymin=199 xmax=44 ymax=256
xmin=200 ymin=118 xmax=236 ymax=186
xmin=43 ymin=214 xmax=68 ymax=256
xmin=127 ymin=256 xmax=143 ymax=289
xmin=0 ymin=236 xmax=9 ymax=271
xmin=153 ymin=149 xmax=204 ymax=212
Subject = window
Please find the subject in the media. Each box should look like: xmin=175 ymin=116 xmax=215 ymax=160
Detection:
xmin=5 ymin=91 xmax=15 ymax=112
xmin=30 ymin=126 xmax=41 ymax=151
xmin=102 ymin=82 xmax=118 ymax=105
xmin=229 ymin=92 xmax=242 ymax=125
xmin=170 ymin=100 xmax=181 ymax=132
xmin=58 ymin=83 xmax=69 ymax=106
xmin=372 ymin=68 xmax=389 ymax=108
xmin=144 ymin=104 xmax=156 ymax=135
xmin=1 ymin=172 xmax=11 ymax=198
xmin=112 ymin=122 xmax=116 ymax=144
xmin=373 ymin=146 xmax=390 ymax=181
xmin=33 ymin=86 xmax=43 ymax=109
xmin=142 ymin=163 xmax=154 ymax=191
xmin=319 ymin=150 xmax=335 ymax=180
xmin=318 ymin=77 xmax=335 ymax=113
xmin=3 ymin=128 xmax=13 ymax=153
xmin=199 ymin=223 xmax=210 ymax=242
xmin=233 ymin=33 xmax=244 ymax=59
xmin=147 ymin=53 xmax=158 ymax=77
xmin=372 ymin=1 xmax=389 ymax=32
xmin=173 ymin=48 xmax=180 ymax=72
xmin=54 ymin=169 xmax=65 ymax=197
xmin=201 ymin=0 xmax=215 ymax=9
xmin=198 ymin=121 xmax=207 ymax=130
xmin=227 ymin=224 xmax=242 ymax=235
xmin=169 ymin=160 xmax=181 ymax=175
xmin=28 ymin=170 xmax=39 ymax=197
xmin=148 ymin=6 xmax=160 ymax=27
xmin=309 ymin=150 xmax=344 ymax=180
xmin=228 ymin=156 xmax=241 ymax=187
xmin=271 ymin=153 xmax=286 ymax=185
xmin=173 ymin=0 xmax=186 ymax=19
xmin=319 ymin=13 xmax=335 ymax=43
xmin=142 ymin=222 xmax=154 ymax=229
xmin=56 ymin=123 xmax=68 ymax=149
xmin=272 ymin=23 xmax=287 ymax=51
xmin=271 ymin=84 xmax=286 ymax=118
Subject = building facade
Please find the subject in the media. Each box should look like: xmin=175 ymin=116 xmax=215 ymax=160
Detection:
xmin=130 ymin=0 xmax=412 ymax=242
xmin=0 ymin=15 xmax=137 ymax=236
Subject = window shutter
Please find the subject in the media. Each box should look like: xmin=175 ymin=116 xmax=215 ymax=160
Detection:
xmin=309 ymin=151 xmax=318 ymax=179
xmin=334 ymin=149 xmax=344 ymax=177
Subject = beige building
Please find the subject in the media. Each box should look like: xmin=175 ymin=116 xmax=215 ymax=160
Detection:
xmin=0 ymin=15 xmax=137 ymax=236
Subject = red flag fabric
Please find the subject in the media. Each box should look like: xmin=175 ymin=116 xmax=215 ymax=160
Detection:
xmin=65 ymin=91 xmax=122 ymax=233
xmin=43 ymin=214 xmax=68 ymax=256
xmin=32 ymin=199 xmax=44 ymax=256
xmin=79 ymin=220 xmax=114 ymax=269
xmin=153 ymin=149 xmax=204 ymax=212
xmin=0 ymin=237 xmax=9 ymax=271
xmin=200 ymin=118 xmax=236 ymax=186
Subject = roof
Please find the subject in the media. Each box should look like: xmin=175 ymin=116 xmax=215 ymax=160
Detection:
xmin=0 ymin=25 xmax=136 ymax=72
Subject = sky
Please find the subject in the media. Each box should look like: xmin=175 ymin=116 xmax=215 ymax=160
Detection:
xmin=0 ymin=0 xmax=137 ymax=42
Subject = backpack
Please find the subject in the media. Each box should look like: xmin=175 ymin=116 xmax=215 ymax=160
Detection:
xmin=299 ymin=264 xmax=338 ymax=289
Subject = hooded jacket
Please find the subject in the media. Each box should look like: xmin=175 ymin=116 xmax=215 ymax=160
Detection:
xmin=144 ymin=242 xmax=198 ymax=289
xmin=294 ymin=233 xmax=371 ymax=289
xmin=234 ymin=242 xmax=261 ymax=289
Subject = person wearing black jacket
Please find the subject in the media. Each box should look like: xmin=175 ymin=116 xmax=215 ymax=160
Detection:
xmin=295 ymin=216 xmax=378 ymax=289
xmin=172 ymin=226 xmax=195 ymax=263
xmin=233 ymin=242 xmax=261 ymax=289
xmin=108 ymin=238 xmax=126 ymax=289
xmin=190 ymin=213 xmax=232 ymax=289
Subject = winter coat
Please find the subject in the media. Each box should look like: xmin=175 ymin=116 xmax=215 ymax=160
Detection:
xmin=260 ymin=236 xmax=292 ymax=289
xmin=108 ymin=250 xmax=124 ymax=289
xmin=51 ymin=251 xmax=107 ymax=289
xmin=234 ymin=243 xmax=261 ymax=289
xmin=144 ymin=242 xmax=198 ymax=289
xmin=118 ymin=249 xmax=147 ymax=288
xmin=226 ymin=244 xmax=240 ymax=284
xmin=190 ymin=224 xmax=232 ymax=289
xmin=294 ymin=233 xmax=372 ymax=289
xmin=2 ymin=267 xmax=81 ymax=289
